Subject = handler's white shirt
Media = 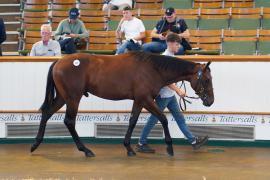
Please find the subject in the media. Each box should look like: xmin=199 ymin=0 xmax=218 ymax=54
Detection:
xmin=159 ymin=49 xmax=176 ymax=98
xmin=120 ymin=17 xmax=145 ymax=45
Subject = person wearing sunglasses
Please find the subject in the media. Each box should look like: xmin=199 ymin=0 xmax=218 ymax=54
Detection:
xmin=142 ymin=7 xmax=191 ymax=55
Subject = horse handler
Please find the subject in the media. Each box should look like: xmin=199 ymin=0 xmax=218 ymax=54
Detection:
xmin=136 ymin=33 xmax=209 ymax=153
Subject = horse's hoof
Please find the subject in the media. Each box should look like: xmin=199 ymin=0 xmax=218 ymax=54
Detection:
xmin=85 ymin=151 xmax=95 ymax=157
xmin=127 ymin=151 xmax=136 ymax=157
xmin=167 ymin=146 xmax=174 ymax=156
xmin=30 ymin=144 xmax=38 ymax=153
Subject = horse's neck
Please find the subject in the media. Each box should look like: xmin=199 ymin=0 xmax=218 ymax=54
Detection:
xmin=161 ymin=63 xmax=198 ymax=84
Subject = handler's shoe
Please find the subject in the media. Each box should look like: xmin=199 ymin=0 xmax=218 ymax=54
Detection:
xmin=192 ymin=136 xmax=209 ymax=150
xmin=136 ymin=144 xmax=155 ymax=153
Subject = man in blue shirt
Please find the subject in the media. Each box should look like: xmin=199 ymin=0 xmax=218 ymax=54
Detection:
xmin=142 ymin=7 xmax=191 ymax=55
xmin=136 ymin=33 xmax=208 ymax=153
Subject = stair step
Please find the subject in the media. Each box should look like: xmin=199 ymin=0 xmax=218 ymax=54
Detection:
xmin=6 ymin=33 xmax=19 ymax=41
xmin=0 ymin=5 xmax=20 ymax=13
xmin=2 ymin=43 xmax=19 ymax=52
xmin=4 ymin=23 xmax=21 ymax=31
xmin=0 ymin=14 xmax=21 ymax=22
xmin=2 ymin=51 xmax=19 ymax=56
xmin=0 ymin=0 xmax=20 ymax=4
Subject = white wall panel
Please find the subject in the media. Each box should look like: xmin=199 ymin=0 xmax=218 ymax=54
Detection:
xmin=0 ymin=62 xmax=269 ymax=112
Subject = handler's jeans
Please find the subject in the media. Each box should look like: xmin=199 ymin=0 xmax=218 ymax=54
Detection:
xmin=139 ymin=95 xmax=195 ymax=145
xmin=142 ymin=41 xmax=185 ymax=55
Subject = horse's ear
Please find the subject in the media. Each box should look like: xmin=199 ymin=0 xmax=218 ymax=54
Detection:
xmin=204 ymin=61 xmax=211 ymax=70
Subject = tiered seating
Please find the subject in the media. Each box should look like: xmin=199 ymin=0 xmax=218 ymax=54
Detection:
xmin=138 ymin=9 xmax=163 ymax=29
xmin=256 ymin=0 xmax=270 ymax=7
xmin=135 ymin=0 xmax=163 ymax=9
xmin=261 ymin=7 xmax=270 ymax=29
xmin=222 ymin=29 xmax=258 ymax=55
xmin=80 ymin=10 xmax=107 ymax=30
xmin=20 ymin=30 xmax=41 ymax=54
xmin=79 ymin=0 xmax=103 ymax=10
xmin=23 ymin=0 xmax=48 ymax=11
xmin=51 ymin=0 xmax=76 ymax=10
xmin=230 ymin=8 xmax=261 ymax=29
xmin=85 ymin=30 xmax=117 ymax=54
xmin=22 ymin=11 xmax=49 ymax=30
xmin=21 ymin=0 xmax=49 ymax=30
xmin=198 ymin=8 xmax=230 ymax=29
xmin=164 ymin=0 xmax=193 ymax=9
xmin=51 ymin=9 xmax=69 ymax=30
xmin=224 ymin=0 xmax=254 ymax=8
xmin=258 ymin=29 xmax=270 ymax=55
xmin=194 ymin=0 xmax=224 ymax=9
xmin=188 ymin=29 xmax=222 ymax=54
xmin=175 ymin=9 xmax=199 ymax=29
xmin=16 ymin=0 xmax=270 ymax=56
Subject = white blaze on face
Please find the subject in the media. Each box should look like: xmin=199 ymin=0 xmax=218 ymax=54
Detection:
xmin=73 ymin=59 xmax=80 ymax=66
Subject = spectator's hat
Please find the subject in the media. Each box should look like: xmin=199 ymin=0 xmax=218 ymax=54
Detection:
xmin=69 ymin=8 xmax=79 ymax=19
xmin=165 ymin=7 xmax=175 ymax=16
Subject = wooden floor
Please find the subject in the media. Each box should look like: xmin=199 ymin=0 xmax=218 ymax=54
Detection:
xmin=0 ymin=144 xmax=270 ymax=179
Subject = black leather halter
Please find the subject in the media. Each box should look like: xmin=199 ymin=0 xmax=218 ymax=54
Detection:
xmin=179 ymin=68 xmax=207 ymax=111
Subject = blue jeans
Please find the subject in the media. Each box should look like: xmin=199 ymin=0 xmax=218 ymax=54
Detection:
xmin=142 ymin=41 xmax=185 ymax=55
xmin=139 ymin=95 xmax=195 ymax=144
xmin=116 ymin=40 xmax=141 ymax=54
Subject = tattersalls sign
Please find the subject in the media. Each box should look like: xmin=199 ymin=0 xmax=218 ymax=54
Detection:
xmin=0 ymin=112 xmax=268 ymax=125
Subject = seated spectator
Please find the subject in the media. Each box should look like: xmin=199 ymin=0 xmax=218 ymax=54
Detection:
xmin=115 ymin=7 xmax=145 ymax=55
xmin=102 ymin=0 xmax=133 ymax=12
xmin=142 ymin=7 xmax=191 ymax=55
xmin=0 ymin=18 xmax=6 ymax=56
xmin=30 ymin=24 xmax=61 ymax=56
xmin=54 ymin=8 xmax=89 ymax=54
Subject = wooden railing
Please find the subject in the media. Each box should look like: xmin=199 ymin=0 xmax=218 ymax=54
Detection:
xmin=1 ymin=55 xmax=270 ymax=62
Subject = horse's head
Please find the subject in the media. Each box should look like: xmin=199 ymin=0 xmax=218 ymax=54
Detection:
xmin=190 ymin=62 xmax=214 ymax=107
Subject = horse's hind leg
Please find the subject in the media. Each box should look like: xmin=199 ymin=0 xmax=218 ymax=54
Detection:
xmin=64 ymin=100 xmax=95 ymax=157
xmin=123 ymin=101 xmax=142 ymax=156
xmin=143 ymin=99 xmax=174 ymax=156
xmin=31 ymin=95 xmax=65 ymax=152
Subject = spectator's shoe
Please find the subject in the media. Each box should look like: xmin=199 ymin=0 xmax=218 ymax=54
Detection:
xmin=192 ymin=136 xmax=209 ymax=150
xmin=135 ymin=144 xmax=155 ymax=153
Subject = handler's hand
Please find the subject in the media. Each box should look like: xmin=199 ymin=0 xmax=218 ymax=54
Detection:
xmin=176 ymin=88 xmax=186 ymax=98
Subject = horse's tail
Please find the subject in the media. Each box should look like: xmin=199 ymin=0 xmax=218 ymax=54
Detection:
xmin=39 ymin=61 xmax=57 ymax=112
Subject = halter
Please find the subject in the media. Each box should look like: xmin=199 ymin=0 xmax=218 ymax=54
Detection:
xmin=178 ymin=68 xmax=208 ymax=111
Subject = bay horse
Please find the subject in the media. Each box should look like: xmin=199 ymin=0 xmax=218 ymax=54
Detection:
xmin=30 ymin=52 xmax=214 ymax=157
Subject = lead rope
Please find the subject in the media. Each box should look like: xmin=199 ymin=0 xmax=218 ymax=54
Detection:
xmin=178 ymin=81 xmax=200 ymax=111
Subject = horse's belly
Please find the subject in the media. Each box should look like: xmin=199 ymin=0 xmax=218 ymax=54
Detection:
xmin=87 ymin=84 xmax=133 ymax=101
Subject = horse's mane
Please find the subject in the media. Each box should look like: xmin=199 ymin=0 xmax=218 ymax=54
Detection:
xmin=130 ymin=51 xmax=196 ymax=72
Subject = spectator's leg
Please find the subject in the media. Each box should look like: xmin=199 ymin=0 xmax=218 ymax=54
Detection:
xmin=142 ymin=41 xmax=166 ymax=53
xmin=116 ymin=41 xmax=130 ymax=55
xmin=64 ymin=38 xmax=77 ymax=54
xmin=0 ymin=46 xmax=2 ymax=56
xmin=175 ymin=45 xmax=185 ymax=55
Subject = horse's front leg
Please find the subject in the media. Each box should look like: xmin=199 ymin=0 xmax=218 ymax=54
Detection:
xmin=123 ymin=101 xmax=142 ymax=156
xmin=143 ymin=98 xmax=174 ymax=156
